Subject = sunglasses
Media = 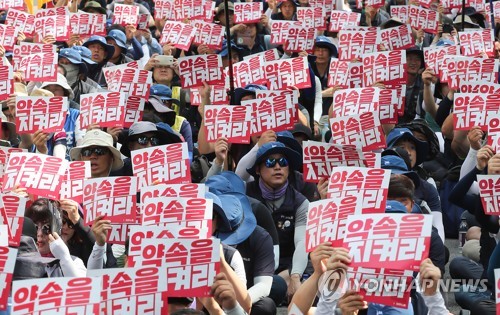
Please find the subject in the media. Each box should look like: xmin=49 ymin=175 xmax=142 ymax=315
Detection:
xmin=133 ymin=136 xmax=161 ymax=146
xmin=62 ymin=218 xmax=74 ymax=229
xmin=265 ymin=157 xmax=289 ymax=168
xmin=81 ymin=147 xmax=110 ymax=157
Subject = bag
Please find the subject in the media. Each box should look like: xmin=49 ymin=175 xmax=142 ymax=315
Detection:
xmin=191 ymin=154 xmax=212 ymax=183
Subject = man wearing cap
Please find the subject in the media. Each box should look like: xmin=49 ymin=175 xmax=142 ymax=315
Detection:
xmin=115 ymin=120 xmax=182 ymax=176
xmin=58 ymin=48 xmax=98 ymax=103
xmin=218 ymin=39 xmax=241 ymax=68
xmin=145 ymin=91 xmax=194 ymax=161
xmin=245 ymin=142 xmax=309 ymax=302
xmin=83 ymin=35 xmax=116 ymax=86
xmin=71 ymin=130 xmax=124 ymax=178
xmin=106 ymin=29 xmax=134 ymax=65
xmin=215 ymin=2 xmax=235 ymax=30
xmin=270 ymin=0 xmax=298 ymax=20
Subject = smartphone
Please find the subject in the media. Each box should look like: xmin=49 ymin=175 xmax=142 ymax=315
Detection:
xmin=48 ymin=201 xmax=62 ymax=235
xmin=155 ymin=55 xmax=174 ymax=66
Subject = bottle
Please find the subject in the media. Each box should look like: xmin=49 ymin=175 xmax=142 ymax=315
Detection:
xmin=458 ymin=218 xmax=468 ymax=253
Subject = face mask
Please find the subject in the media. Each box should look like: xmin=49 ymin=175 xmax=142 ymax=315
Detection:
xmin=61 ymin=63 xmax=80 ymax=86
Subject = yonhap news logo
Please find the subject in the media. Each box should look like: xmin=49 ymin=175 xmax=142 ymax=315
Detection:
xmin=317 ymin=268 xmax=489 ymax=301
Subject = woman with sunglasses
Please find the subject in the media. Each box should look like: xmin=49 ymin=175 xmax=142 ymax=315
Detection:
xmin=245 ymin=142 xmax=309 ymax=305
xmin=70 ymin=130 xmax=124 ymax=178
xmin=24 ymin=198 xmax=87 ymax=277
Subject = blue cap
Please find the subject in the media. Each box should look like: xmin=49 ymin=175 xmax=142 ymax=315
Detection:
xmin=106 ymin=29 xmax=128 ymax=50
xmin=315 ymin=36 xmax=337 ymax=58
xmin=59 ymin=48 xmax=84 ymax=64
xmin=385 ymin=200 xmax=408 ymax=213
xmin=381 ymin=155 xmax=420 ymax=188
xmin=206 ymin=171 xmax=246 ymax=195
xmin=233 ymin=84 xmax=267 ymax=105
xmin=149 ymin=84 xmax=179 ymax=105
xmin=386 ymin=127 xmax=429 ymax=166
xmin=71 ymin=46 xmax=96 ymax=64
xmin=247 ymin=141 xmax=301 ymax=177
xmin=83 ymin=35 xmax=115 ymax=62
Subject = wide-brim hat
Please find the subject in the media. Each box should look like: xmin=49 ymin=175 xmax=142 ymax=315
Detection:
xmin=247 ymin=141 xmax=301 ymax=177
xmin=206 ymin=171 xmax=246 ymax=195
xmin=315 ymin=36 xmax=337 ymax=58
xmin=70 ymin=130 xmax=124 ymax=170
xmin=83 ymin=0 xmax=107 ymax=14
xmin=59 ymin=48 xmax=88 ymax=75
xmin=277 ymin=131 xmax=303 ymax=158
xmin=386 ymin=127 xmax=429 ymax=166
xmin=39 ymin=73 xmax=75 ymax=100
xmin=208 ymin=191 xmax=257 ymax=245
xmin=119 ymin=121 xmax=183 ymax=157
xmin=453 ymin=14 xmax=480 ymax=28
xmin=277 ymin=0 xmax=299 ymax=8
xmin=106 ymin=30 xmax=128 ymax=51
xmin=83 ymin=36 xmax=115 ymax=62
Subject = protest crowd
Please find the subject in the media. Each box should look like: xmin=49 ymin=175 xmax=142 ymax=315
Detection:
xmin=0 ymin=0 xmax=500 ymax=313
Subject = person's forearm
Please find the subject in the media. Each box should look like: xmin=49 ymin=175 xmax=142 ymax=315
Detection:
xmin=130 ymin=37 xmax=144 ymax=60
xmin=423 ymin=84 xmax=437 ymax=118
xmin=291 ymin=225 xmax=307 ymax=275
xmin=221 ymin=261 xmax=252 ymax=314
xmin=421 ymin=291 xmax=449 ymax=314
xmin=448 ymin=167 xmax=481 ymax=210
xmin=206 ymin=160 xmax=223 ymax=179
xmin=460 ymin=148 xmax=478 ymax=180
xmin=452 ymin=130 xmax=470 ymax=159
xmin=86 ymin=243 xmax=106 ymax=270
xmin=248 ymin=276 xmax=273 ymax=303
xmin=288 ymin=272 xmax=321 ymax=315
xmin=434 ymin=96 xmax=453 ymax=127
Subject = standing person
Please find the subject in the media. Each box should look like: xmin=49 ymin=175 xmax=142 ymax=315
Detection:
xmin=245 ymin=142 xmax=309 ymax=303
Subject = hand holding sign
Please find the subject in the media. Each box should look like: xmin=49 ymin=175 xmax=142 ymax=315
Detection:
xmin=476 ymin=145 xmax=494 ymax=171
xmin=419 ymin=258 xmax=441 ymax=296
xmin=338 ymin=290 xmax=368 ymax=314
xmin=92 ymin=215 xmax=112 ymax=246
xmin=310 ymin=242 xmax=335 ymax=273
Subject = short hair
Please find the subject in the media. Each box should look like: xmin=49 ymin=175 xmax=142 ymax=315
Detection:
xmin=388 ymin=174 xmax=415 ymax=200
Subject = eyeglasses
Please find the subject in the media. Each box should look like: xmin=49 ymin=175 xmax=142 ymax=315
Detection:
xmin=133 ymin=136 xmax=161 ymax=146
xmin=81 ymin=147 xmax=110 ymax=157
xmin=62 ymin=218 xmax=74 ymax=229
xmin=265 ymin=157 xmax=289 ymax=168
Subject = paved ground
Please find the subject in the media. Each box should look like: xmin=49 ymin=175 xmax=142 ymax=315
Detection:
xmin=277 ymin=238 xmax=463 ymax=314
